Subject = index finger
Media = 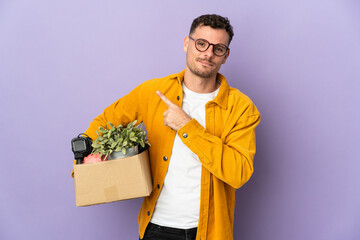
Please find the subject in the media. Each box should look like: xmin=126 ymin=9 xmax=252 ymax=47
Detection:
xmin=156 ymin=91 xmax=175 ymax=107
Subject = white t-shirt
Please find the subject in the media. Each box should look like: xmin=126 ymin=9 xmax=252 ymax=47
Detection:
xmin=150 ymin=83 xmax=219 ymax=229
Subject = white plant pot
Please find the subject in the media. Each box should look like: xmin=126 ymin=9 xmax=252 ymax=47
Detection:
xmin=107 ymin=145 xmax=139 ymax=160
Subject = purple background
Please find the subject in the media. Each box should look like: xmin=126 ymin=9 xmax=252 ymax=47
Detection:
xmin=1 ymin=0 xmax=359 ymax=239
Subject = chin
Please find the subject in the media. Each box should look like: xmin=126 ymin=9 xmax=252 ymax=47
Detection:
xmin=195 ymin=70 xmax=215 ymax=79
xmin=187 ymin=62 xmax=217 ymax=79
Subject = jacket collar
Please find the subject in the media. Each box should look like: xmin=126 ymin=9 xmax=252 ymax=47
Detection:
xmin=170 ymin=70 xmax=229 ymax=109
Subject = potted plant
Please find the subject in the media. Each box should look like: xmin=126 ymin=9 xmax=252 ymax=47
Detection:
xmin=91 ymin=120 xmax=150 ymax=160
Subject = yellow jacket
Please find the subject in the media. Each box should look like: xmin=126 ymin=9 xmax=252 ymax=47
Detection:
xmin=83 ymin=70 xmax=260 ymax=240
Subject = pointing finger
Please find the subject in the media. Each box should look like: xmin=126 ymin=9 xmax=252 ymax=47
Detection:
xmin=156 ymin=91 xmax=176 ymax=107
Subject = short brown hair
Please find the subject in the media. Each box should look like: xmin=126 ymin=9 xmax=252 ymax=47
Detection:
xmin=190 ymin=14 xmax=234 ymax=44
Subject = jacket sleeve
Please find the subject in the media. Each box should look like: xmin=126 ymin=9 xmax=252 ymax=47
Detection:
xmin=83 ymin=83 xmax=146 ymax=140
xmin=71 ymin=83 xmax=146 ymax=178
xmin=177 ymin=103 xmax=260 ymax=189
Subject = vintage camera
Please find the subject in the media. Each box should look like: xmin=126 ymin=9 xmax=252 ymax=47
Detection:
xmin=71 ymin=134 xmax=93 ymax=164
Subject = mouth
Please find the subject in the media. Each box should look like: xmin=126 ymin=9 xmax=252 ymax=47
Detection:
xmin=197 ymin=58 xmax=214 ymax=67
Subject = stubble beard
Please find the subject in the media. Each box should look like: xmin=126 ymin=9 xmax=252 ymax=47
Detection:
xmin=187 ymin=58 xmax=217 ymax=79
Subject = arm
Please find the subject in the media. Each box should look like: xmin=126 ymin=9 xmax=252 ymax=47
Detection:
xmin=177 ymin=106 xmax=260 ymax=189
xmin=84 ymin=84 xmax=145 ymax=140
xmin=71 ymin=84 xmax=145 ymax=177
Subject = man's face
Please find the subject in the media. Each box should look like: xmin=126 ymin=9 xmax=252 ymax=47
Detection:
xmin=184 ymin=25 xmax=230 ymax=79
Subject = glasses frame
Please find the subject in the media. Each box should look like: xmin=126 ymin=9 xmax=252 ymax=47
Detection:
xmin=188 ymin=36 xmax=230 ymax=57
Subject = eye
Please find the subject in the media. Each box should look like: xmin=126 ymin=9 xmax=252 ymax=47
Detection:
xmin=216 ymin=47 xmax=224 ymax=52
xmin=214 ymin=45 xmax=227 ymax=55
xmin=196 ymin=40 xmax=208 ymax=49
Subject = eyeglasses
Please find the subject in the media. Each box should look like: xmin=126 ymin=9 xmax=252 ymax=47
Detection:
xmin=189 ymin=36 xmax=229 ymax=57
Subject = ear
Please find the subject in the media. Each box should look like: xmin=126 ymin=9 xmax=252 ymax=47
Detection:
xmin=222 ymin=49 xmax=230 ymax=64
xmin=183 ymin=36 xmax=190 ymax=53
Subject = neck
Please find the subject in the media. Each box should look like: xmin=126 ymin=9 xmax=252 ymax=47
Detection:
xmin=183 ymin=69 xmax=220 ymax=93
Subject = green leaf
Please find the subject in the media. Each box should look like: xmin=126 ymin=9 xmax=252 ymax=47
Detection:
xmin=92 ymin=143 xmax=100 ymax=149
xmin=99 ymin=128 xmax=107 ymax=134
xmin=122 ymin=148 xmax=126 ymax=155
xmin=111 ymin=141 xmax=117 ymax=148
xmin=92 ymin=119 xmax=149 ymax=156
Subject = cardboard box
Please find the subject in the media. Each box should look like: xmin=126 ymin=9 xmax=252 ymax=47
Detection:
xmin=74 ymin=150 xmax=152 ymax=207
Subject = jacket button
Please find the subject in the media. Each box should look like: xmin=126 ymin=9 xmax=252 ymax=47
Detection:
xmin=163 ymin=156 xmax=168 ymax=161
xmin=182 ymin=133 xmax=188 ymax=138
xmin=177 ymin=96 xmax=180 ymax=100
xmin=147 ymin=211 xmax=150 ymax=216
xmin=157 ymin=184 xmax=160 ymax=189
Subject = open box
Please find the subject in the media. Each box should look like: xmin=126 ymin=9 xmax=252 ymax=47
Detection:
xmin=74 ymin=150 xmax=152 ymax=207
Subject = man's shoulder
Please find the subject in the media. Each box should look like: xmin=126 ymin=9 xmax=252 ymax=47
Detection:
xmin=140 ymin=72 xmax=181 ymax=88
xmin=228 ymin=87 xmax=254 ymax=105
xmin=218 ymin=72 xmax=255 ymax=107
xmin=226 ymin=86 xmax=260 ymax=116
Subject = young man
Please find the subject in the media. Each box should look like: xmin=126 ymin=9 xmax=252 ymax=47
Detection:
xmin=83 ymin=14 xmax=260 ymax=240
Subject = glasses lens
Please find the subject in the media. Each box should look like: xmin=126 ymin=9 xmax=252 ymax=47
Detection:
xmin=195 ymin=39 xmax=209 ymax=52
xmin=214 ymin=45 xmax=227 ymax=56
